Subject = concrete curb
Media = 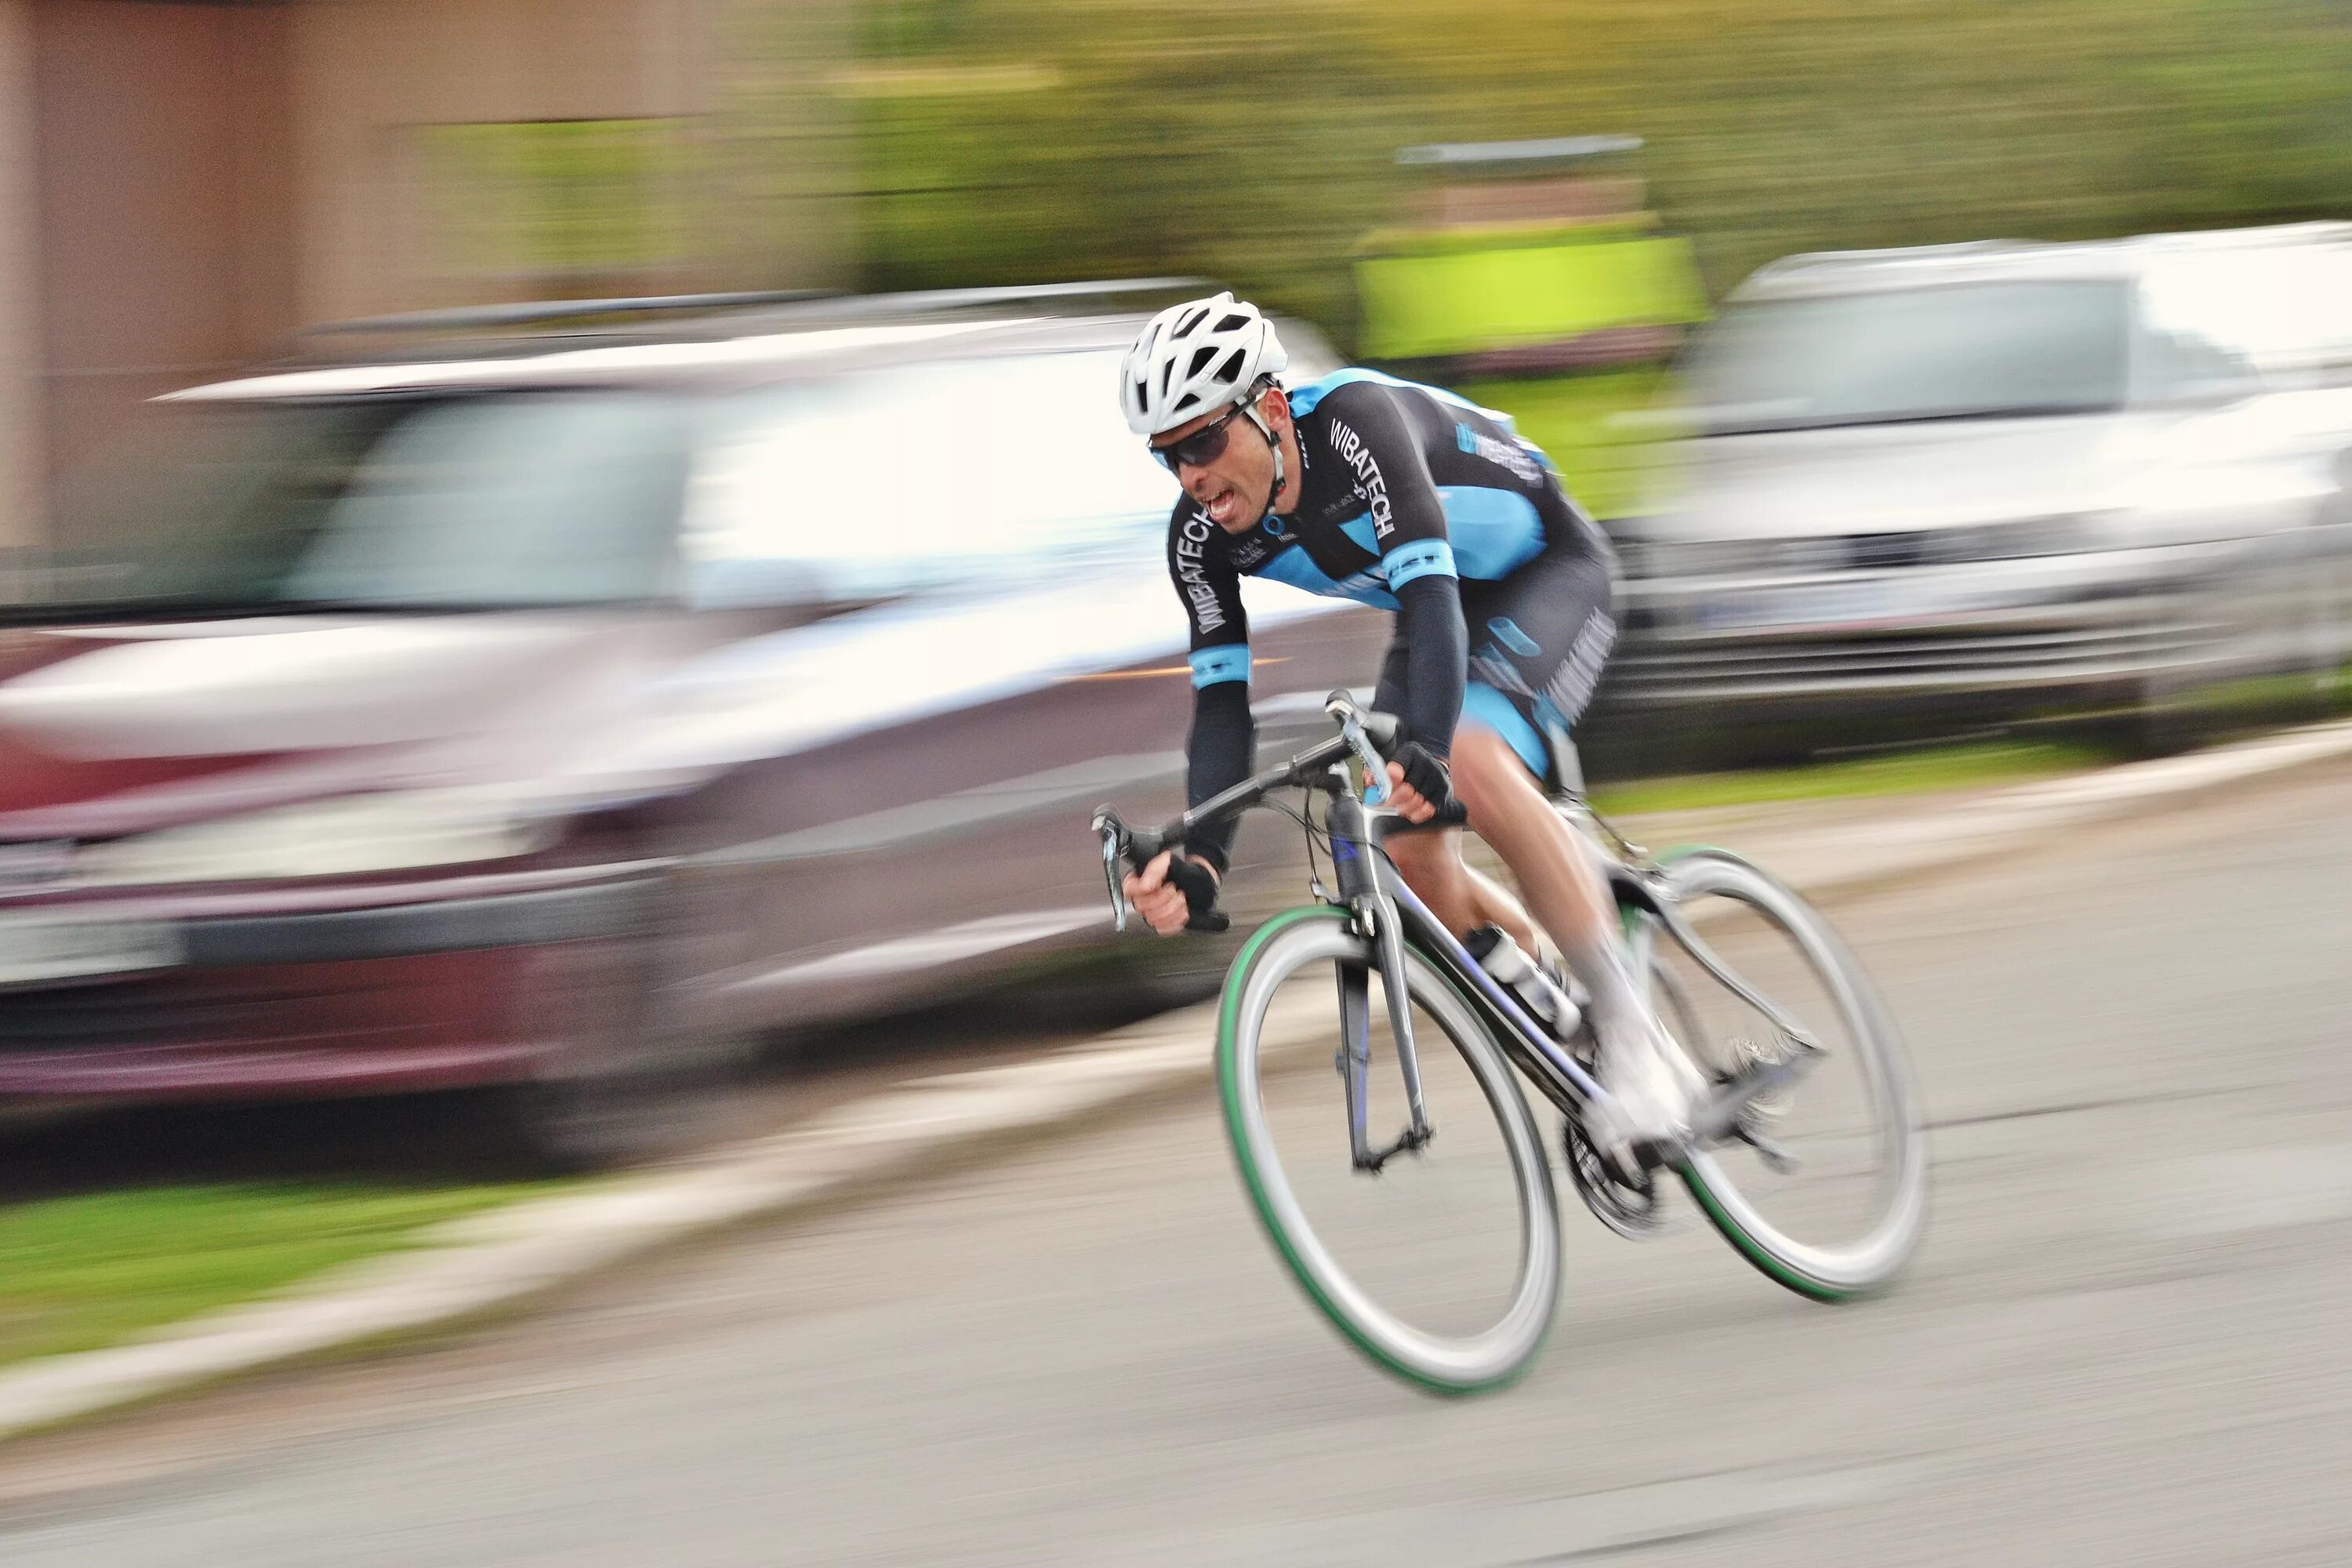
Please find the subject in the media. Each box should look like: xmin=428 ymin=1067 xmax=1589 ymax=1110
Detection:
xmin=1632 ymin=717 xmax=2352 ymax=897
xmin=4 ymin=717 xmax=2349 ymax=1442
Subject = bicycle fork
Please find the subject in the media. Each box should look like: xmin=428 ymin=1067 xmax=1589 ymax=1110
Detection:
xmin=1324 ymin=766 xmax=1432 ymax=1174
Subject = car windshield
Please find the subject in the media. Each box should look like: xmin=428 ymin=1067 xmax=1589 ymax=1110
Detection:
xmin=685 ymin=347 xmax=1179 ymax=603
xmin=1684 ymin=280 xmax=2131 ymax=434
xmin=12 ymin=390 xmax=692 ymax=618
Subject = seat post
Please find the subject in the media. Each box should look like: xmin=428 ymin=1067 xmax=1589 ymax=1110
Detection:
xmin=1544 ymin=722 xmax=1588 ymax=799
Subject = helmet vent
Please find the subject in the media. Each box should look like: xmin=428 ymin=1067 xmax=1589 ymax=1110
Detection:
xmin=1186 ymin=344 xmax=1219 ymax=380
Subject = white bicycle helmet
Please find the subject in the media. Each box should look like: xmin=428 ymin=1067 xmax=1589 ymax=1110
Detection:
xmin=1120 ymin=292 xmax=1290 ymax=437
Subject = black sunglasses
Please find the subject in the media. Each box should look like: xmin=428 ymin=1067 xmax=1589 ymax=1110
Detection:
xmin=1149 ymin=399 xmax=1255 ymax=474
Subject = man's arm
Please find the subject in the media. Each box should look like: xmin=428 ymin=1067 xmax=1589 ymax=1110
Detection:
xmin=1167 ymin=508 xmax=1253 ymax=875
xmin=1185 ymin=680 xmax=1254 ymax=876
xmin=1319 ymin=383 xmax=1469 ymax=760
xmin=1390 ymin=576 xmax=1468 ymax=760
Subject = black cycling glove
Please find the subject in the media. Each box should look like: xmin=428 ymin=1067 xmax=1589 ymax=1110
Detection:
xmin=1388 ymin=740 xmax=1461 ymax=822
xmin=1165 ymin=853 xmax=1229 ymax=933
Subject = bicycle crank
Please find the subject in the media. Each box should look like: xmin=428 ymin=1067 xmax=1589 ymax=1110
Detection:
xmin=1563 ymin=1115 xmax=1667 ymax=1240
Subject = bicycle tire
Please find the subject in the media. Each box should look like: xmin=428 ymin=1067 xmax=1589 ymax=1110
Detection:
xmin=1639 ymin=848 xmax=1929 ymax=1300
xmin=1216 ymin=906 xmax=1561 ymax=1395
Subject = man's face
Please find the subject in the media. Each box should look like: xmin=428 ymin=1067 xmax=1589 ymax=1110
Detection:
xmin=1151 ymin=387 xmax=1288 ymax=533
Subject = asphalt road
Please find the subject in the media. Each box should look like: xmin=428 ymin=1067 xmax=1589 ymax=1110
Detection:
xmin=4 ymin=760 xmax=2352 ymax=1566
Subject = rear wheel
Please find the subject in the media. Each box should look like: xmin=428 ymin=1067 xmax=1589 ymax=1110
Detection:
xmin=1632 ymin=848 xmax=1927 ymax=1299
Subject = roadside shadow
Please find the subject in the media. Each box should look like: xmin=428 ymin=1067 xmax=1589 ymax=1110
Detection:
xmin=0 ymin=973 xmax=1185 ymax=1199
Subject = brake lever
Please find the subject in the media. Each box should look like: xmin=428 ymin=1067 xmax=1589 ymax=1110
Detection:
xmin=1091 ymin=808 xmax=1131 ymax=935
xmin=1339 ymin=711 xmax=1388 ymax=804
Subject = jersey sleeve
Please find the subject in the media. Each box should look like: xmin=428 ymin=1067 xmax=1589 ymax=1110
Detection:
xmin=1165 ymin=503 xmax=1252 ymax=689
xmin=1164 ymin=504 xmax=1254 ymax=871
xmin=1315 ymin=383 xmax=1468 ymax=753
xmin=1313 ymin=381 xmax=1458 ymax=593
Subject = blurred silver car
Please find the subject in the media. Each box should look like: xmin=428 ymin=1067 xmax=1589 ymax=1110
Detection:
xmin=1608 ymin=223 xmax=2352 ymax=749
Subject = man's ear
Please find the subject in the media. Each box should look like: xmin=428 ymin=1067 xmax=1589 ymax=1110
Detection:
xmin=1261 ymin=384 xmax=1293 ymax=434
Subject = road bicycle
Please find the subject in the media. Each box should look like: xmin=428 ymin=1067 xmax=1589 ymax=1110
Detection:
xmin=1093 ymin=695 xmax=1926 ymax=1394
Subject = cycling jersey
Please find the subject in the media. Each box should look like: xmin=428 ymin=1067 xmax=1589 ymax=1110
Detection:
xmin=1165 ymin=370 xmax=1619 ymax=869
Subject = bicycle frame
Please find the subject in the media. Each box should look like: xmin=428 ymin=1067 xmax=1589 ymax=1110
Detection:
xmin=1090 ymin=693 xmax=1822 ymax=1173
xmin=1316 ymin=764 xmax=1610 ymax=1172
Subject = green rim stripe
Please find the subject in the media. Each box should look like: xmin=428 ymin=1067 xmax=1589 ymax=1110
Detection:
xmin=1676 ymin=1166 xmax=1854 ymax=1302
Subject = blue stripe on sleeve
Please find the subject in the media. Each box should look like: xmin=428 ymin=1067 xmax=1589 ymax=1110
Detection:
xmin=1188 ymin=645 xmax=1252 ymax=688
xmin=1383 ymin=538 xmax=1457 ymax=589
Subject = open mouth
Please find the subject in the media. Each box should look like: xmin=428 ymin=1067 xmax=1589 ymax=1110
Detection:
xmin=1206 ymin=487 xmax=1241 ymax=526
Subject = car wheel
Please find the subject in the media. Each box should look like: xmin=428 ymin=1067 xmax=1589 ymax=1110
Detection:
xmin=2292 ymin=565 xmax=2347 ymax=719
xmin=989 ymin=928 xmax=1240 ymax=1032
xmin=2132 ymin=670 xmax=2204 ymax=757
xmin=490 ymin=929 xmax=754 ymax=1173
xmin=2132 ymin=582 xmax=2222 ymax=757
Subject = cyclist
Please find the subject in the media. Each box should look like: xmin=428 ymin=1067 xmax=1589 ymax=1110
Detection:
xmin=1115 ymin=292 xmax=1704 ymax=1167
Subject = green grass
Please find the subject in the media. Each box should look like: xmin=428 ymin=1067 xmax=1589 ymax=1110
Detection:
xmin=1588 ymin=737 xmax=2115 ymax=818
xmin=0 ymin=1183 xmax=545 ymax=1368
xmin=2171 ymin=666 xmax=2352 ymax=720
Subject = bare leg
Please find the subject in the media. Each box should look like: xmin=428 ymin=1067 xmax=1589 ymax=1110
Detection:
xmin=1449 ymin=726 xmax=1703 ymax=1149
xmin=1382 ymin=829 xmax=1542 ymax=952
xmin=1464 ymin=863 xmax=1541 ymax=949
xmin=1444 ymin=728 xmax=1621 ymax=974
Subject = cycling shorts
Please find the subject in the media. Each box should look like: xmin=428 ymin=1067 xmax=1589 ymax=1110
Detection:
xmin=1371 ymin=546 xmax=1617 ymax=788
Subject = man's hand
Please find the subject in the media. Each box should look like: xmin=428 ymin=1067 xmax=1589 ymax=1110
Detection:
xmin=1383 ymin=741 xmax=1455 ymax=826
xmin=1121 ymin=849 xmax=1221 ymax=937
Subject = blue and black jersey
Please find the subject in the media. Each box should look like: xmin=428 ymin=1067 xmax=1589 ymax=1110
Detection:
xmin=1167 ymin=370 xmax=1619 ymax=870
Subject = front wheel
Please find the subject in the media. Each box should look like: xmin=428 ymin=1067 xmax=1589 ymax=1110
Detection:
xmin=1634 ymin=849 xmax=1928 ymax=1300
xmin=1217 ymin=906 xmax=1561 ymax=1395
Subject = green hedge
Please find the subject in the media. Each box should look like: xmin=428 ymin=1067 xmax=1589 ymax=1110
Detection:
xmin=844 ymin=0 xmax=2352 ymax=511
xmin=849 ymin=0 xmax=2352 ymax=339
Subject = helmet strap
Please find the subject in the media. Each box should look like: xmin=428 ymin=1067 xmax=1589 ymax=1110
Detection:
xmin=1241 ymin=390 xmax=1286 ymax=518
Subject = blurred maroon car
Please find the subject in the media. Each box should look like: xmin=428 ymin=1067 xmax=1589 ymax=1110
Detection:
xmin=0 ymin=295 xmax=1379 ymax=1162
